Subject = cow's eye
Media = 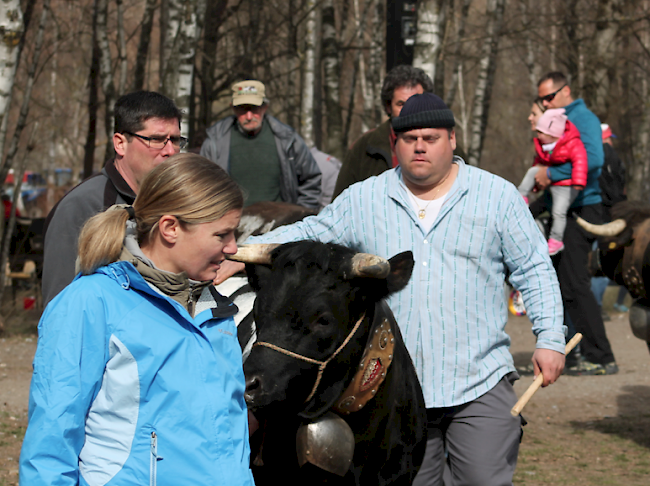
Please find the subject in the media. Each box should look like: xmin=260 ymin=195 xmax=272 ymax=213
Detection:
xmin=311 ymin=315 xmax=332 ymax=331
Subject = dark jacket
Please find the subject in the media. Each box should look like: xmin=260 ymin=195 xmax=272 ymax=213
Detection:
xmin=42 ymin=160 xmax=136 ymax=306
xmin=533 ymin=120 xmax=588 ymax=188
xmin=333 ymin=119 xmax=393 ymax=200
xmin=200 ymin=115 xmax=322 ymax=209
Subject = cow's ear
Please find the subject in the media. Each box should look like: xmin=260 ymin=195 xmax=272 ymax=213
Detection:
xmin=245 ymin=263 xmax=273 ymax=291
xmin=386 ymin=251 xmax=414 ymax=293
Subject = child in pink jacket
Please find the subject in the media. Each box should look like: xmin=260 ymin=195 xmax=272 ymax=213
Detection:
xmin=518 ymin=108 xmax=588 ymax=255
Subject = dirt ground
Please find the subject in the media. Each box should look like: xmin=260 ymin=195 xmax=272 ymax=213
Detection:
xmin=1 ymin=287 xmax=649 ymax=485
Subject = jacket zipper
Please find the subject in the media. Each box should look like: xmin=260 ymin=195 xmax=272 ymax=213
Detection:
xmin=150 ymin=431 xmax=162 ymax=486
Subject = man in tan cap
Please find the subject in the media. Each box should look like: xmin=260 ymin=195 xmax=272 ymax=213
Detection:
xmin=200 ymin=80 xmax=321 ymax=209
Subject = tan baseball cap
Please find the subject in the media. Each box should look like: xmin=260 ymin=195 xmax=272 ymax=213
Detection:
xmin=231 ymin=80 xmax=267 ymax=107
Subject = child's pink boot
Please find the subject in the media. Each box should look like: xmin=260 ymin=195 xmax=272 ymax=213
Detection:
xmin=548 ymin=238 xmax=565 ymax=256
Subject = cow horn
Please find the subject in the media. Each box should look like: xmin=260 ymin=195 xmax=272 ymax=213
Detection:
xmin=575 ymin=217 xmax=626 ymax=236
xmin=227 ymin=244 xmax=280 ymax=264
xmin=348 ymin=253 xmax=390 ymax=279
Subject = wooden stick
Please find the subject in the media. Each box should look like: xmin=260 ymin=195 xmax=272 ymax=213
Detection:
xmin=510 ymin=333 xmax=582 ymax=417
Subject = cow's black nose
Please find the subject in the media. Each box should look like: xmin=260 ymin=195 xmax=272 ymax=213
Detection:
xmin=245 ymin=375 xmax=262 ymax=403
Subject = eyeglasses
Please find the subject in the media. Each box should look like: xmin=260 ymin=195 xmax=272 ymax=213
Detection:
xmin=537 ymin=84 xmax=567 ymax=103
xmin=124 ymin=131 xmax=188 ymax=150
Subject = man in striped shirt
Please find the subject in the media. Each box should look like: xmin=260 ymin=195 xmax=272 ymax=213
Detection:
xmin=221 ymin=93 xmax=566 ymax=485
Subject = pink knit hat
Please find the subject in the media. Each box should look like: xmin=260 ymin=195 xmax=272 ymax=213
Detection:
xmin=536 ymin=108 xmax=567 ymax=138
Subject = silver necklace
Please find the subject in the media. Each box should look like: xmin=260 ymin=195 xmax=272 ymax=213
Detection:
xmin=408 ymin=169 xmax=451 ymax=220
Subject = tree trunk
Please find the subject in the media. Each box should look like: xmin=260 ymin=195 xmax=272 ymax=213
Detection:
xmin=413 ymin=0 xmax=447 ymax=87
xmin=49 ymin=21 xmax=58 ymax=184
xmin=300 ymin=0 xmax=317 ymax=147
xmin=370 ymin=0 xmax=385 ymax=127
xmin=197 ymin=0 xmax=228 ymax=137
xmin=84 ymin=0 xmax=101 ymax=180
xmin=629 ymin=4 xmax=650 ymax=200
xmin=116 ymin=0 xmax=128 ymax=95
xmin=343 ymin=0 xmax=373 ymax=151
xmin=0 ymin=0 xmax=25 ymax=160
xmin=519 ymin=0 xmax=540 ymax=95
xmin=0 ymin=164 xmax=25 ymax=311
xmin=321 ymin=0 xmax=343 ymax=158
xmin=160 ymin=0 xmax=181 ymax=99
xmin=159 ymin=0 xmax=168 ymax=91
xmin=95 ymin=0 xmax=116 ymax=163
xmin=444 ymin=0 xmax=471 ymax=108
xmin=175 ymin=0 xmax=207 ymax=138
xmin=563 ymin=0 xmax=580 ymax=88
xmin=589 ymin=0 xmax=624 ymax=119
xmin=356 ymin=0 xmax=376 ymax=134
xmin=133 ymin=0 xmax=157 ymax=91
xmin=466 ymin=0 xmax=506 ymax=167
xmin=313 ymin=5 xmax=323 ymax=149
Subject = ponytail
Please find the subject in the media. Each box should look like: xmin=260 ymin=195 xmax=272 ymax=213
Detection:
xmin=78 ymin=206 xmax=130 ymax=275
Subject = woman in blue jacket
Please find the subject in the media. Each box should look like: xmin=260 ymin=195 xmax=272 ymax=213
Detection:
xmin=20 ymin=154 xmax=255 ymax=486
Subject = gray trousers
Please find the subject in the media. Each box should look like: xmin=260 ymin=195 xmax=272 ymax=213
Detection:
xmin=413 ymin=374 xmax=523 ymax=486
xmin=518 ymin=167 xmax=578 ymax=242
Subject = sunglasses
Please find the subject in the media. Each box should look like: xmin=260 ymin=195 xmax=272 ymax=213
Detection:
xmin=537 ymin=84 xmax=567 ymax=103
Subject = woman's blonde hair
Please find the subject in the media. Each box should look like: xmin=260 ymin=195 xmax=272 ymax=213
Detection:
xmin=78 ymin=153 xmax=244 ymax=274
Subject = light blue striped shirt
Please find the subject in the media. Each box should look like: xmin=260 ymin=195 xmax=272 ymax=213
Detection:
xmin=247 ymin=158 xmax=565 ymax=408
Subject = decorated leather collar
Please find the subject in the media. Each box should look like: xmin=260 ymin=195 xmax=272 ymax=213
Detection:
xmin=333 ymin=315 xmax=395 ymax=414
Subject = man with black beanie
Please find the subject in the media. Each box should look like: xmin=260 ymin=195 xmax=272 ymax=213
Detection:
xmin=223 ymin=93 xmax=566 ymax=485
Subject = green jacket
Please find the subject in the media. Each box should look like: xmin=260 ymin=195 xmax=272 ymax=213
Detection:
xmin=333 ymin=119 xmax=393 ymax=200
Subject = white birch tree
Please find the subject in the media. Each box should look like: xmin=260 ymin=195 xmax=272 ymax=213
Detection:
xmin=161 ymin=0 xmax=206 ymax=138
xmin=300 ymin=0 xmax=317 ymax=147
xmin=0 ymin=0 xmax=24 ymax=159
xmin=321 ymin=0 xmax=343 ymax=157
xmin=413 ymin=0 xmax=447 ymax=84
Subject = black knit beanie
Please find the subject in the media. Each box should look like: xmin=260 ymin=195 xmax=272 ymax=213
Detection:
xmin=391 ymin=93 xmax=456 ymax=132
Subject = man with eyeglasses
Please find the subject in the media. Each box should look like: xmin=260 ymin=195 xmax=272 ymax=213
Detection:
xmin=200 ymin=80 xmax=321 ymax=210
xmin=42 ymin=91 xmax=183 ymax=305
xmin=532 ymin=71 xmax=617 ymax=376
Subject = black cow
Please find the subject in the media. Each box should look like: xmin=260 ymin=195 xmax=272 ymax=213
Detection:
xmin=230 ymin=241 xmax=427 ymax=486
xmin=577 ymin=200 xmax=650 ymax=352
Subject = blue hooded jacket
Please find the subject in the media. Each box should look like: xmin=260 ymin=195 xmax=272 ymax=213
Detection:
xmin=19 ymin=261 xmax=254 ymax=486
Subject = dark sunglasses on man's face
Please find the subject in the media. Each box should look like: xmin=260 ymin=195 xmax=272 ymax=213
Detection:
xmin=537 ymin=84 xmax=567 ymax=103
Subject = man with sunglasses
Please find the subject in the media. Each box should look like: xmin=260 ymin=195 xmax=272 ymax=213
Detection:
xmin=42 ymin=91 xmax=184 ymax=305
xmin=532 ymin=72 xmax=617 ymax=376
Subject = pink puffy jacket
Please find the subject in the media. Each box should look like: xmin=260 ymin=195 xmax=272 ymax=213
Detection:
xmin=533 ymin=119 xmax=588 ymax=188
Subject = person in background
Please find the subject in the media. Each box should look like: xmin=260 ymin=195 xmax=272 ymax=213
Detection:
xmin=591 ymin=123 xmax=629 ymax=317
xmin=200 ymin=80 xmax=321 ymax=210
xmin=332 ymin=64 xmax=434 ymax=198
xmin=20 ymin=154 xmax=254 ymax=486
xmin=310 ymin=146 xmax=342 ymax=210
xmin=42 ymin=91 xmax=184 ymax=306
xmin=533 ymin=71 xmax=617 ymax=375
xmin=518 ymin=108 xmax=587 ymax=255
